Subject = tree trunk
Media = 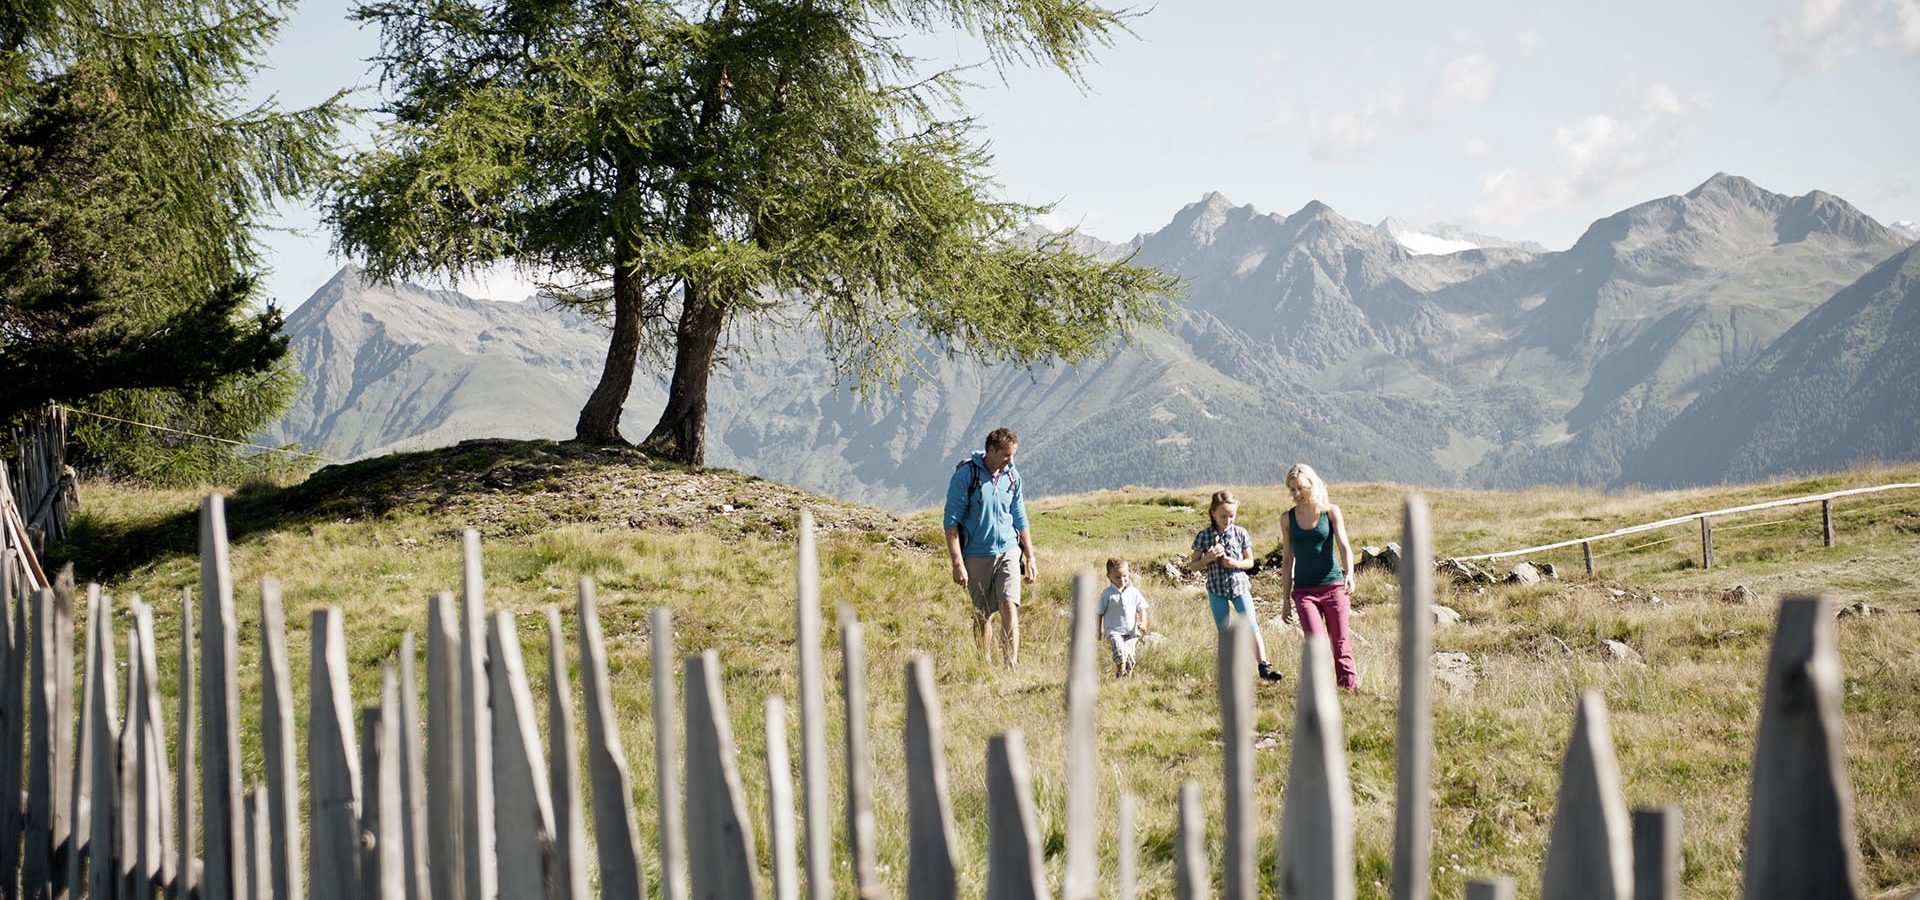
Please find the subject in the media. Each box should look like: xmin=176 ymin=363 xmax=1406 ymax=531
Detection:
xmin=574 ymin=266 xmax=647 ymax=444
xmin=639 ymin=284 xmax=728 ymax=465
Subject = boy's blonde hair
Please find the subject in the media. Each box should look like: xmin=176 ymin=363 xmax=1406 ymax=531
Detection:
xmin=1285 ymin=464 xmax=1330 ymax=507
xmin=1105 ymin=556 xmax=1128 ymax=575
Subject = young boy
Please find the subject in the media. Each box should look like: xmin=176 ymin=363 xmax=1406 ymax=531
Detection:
xmin=1097 ymin=557 xmax=1151 ymax=677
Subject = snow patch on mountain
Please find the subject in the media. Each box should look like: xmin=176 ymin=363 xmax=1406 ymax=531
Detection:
xmin=1891 ymin=220 xmax=1920 ymax=242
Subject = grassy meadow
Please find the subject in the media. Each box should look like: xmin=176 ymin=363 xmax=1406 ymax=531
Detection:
xmin=45 ymin=443 xmax=1920 ymax=898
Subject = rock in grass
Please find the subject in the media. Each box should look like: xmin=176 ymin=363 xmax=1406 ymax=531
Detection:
xmin=1835 ymin=602 xmax=1879 ymax=619
xmin=1721 ymin=585 xmax=1758 ymax=605
xmin=1508 ymin=562 xmax=1543 ymax=586
xmin=1432 ymin=605 xmax=1462 ymax=628
xmin=1432 ymin=652 xmax=1476 ymax=693
xmin=1602 ymin=639 xmax=1645 ymax=666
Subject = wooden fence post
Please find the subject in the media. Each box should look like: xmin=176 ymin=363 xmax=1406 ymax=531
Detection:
xmin=1541 ymin=691 xmax=1631 ymax=900
xmin=132 ymin=602 xmax=173 ymax=900
xmin=176 ymin=586 xmax=196 ymax=900
xmin=1173 ymin=780 xmax=1206 ymax=900
xmin=1063 ymin=571 xmax=1100 ymax=900
xmin=983 ymin=732 xmax=1046 ymax=900
xmin=119 ymin=624 xmax=140 ymax=898
xmin=200 ymin=496 xmax=246 ymax=900
xmin=1219 ymin=617 xmax=1255 ymax=900
xmin=903 ymin=655 xmax=956 ymax=900
xmin=794 ymin=511 xmax=831 ymax=900
xmin=1278 ymin=633 xmax=1355 ymax=900
xmin=837 ymin=605 xmax=882 ymax=899
xmin=84 ymin=586 xmax=119 ymax=900
xmin=68 ymin=581 xmax=96 ymax=898
xmin=1583 ymin=541 xmax=1594 ymax=577
xmin=651 ymin=606 xmax=689 ymax=900
xmin=260 ymin=579 xmax=305 ymax=900
xmin=459 ymin=531 xmax=498 ymax=900
xmin=399 ymin=632 xmax=429 ymax=900
xmin=245 ymin=787 xmax=270 ymax=900
xmin=1465 ymin=877 xmax=1515 ymax=900
xmin=1699 ymin=517 xmax=1712 ymax=570
xmin=683 ymin=650 xmax=758 ymax=900
xmin=575 ymin=581 xmax=644 ymax=900
xmin=22 ymin=586 xmax=63 ymax=899
xmin=1742 ymin=596 xmax=1860 ymax=899
xmin=544 ymin=609 xmax=589 ymax=900
xmin=765 ymin=697 xmax=799 ymax=900
xmin=370 ymin=666 xmax=407 ymax=900
xmin=488 ymin=612 xmax=562 ymax=900
xmin=1821 ymin=500 xmax=1834 ymax=548
xmin=1630 ymin=806 xmax=1681 ymax=900
xmin=1117 ymin=793 xmax=1138 ymax=900
xmin=309 ymin=608 xmax=362 ymax=900
xmin=0 ymin=576 xmax=25 ymax=890
xmin=425 ymin=591 xmax=466 ymax=900
xmin=1393 ymin=496 xmax=1434 ymax=900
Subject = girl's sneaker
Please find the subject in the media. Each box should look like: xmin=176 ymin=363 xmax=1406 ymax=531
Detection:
xmin=1257 ymin=661 xmax=1284 ymax=682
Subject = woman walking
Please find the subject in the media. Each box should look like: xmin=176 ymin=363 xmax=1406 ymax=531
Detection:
xmin=1279 ymin=463 xmax=1358 ymax=690
xmin=1186 ymin=490 xmax=1285 ymax=682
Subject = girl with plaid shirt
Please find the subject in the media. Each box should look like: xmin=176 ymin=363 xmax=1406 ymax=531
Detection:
xmin=1185 ymin=490 xmax=1284 ymax=682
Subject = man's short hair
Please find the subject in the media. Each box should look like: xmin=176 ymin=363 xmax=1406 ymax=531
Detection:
xmin=1106 ymin=556 xmax=1127 ymax=574
xmin=985 ymin=427 xmax=1019 ymax=452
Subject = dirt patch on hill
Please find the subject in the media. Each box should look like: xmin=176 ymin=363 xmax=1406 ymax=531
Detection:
xmin=270 ymin=438 xmax=920 ymax=548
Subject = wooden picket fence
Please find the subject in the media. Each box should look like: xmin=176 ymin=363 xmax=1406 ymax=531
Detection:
xmin=0 ymin=494 xmax=1866 ymax=899
xmin=3 ymin=403 xmax=73 ymax=595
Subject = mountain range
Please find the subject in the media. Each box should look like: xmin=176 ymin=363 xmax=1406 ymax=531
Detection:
xmin=266 ymin=173 xmax=1920 ymax=509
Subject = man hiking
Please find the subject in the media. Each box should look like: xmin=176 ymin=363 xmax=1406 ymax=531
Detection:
xmin=944 ymin=427 xmax=1037 ymax=668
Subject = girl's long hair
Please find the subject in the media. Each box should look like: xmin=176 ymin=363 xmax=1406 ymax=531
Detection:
xmin=1285 ymin=464 xmax=1331 ymax=507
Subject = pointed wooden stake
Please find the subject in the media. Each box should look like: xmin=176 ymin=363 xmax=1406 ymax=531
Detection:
xmin=309 ymin=608 xmax=362 ymax=900
xmin=1219 ymin=616 xmax=1256 ymax=900
xmin=459 ymin=531 xmax=498 ymax=900
xmin=1174 ymin=780 xmax=1207 ymax=900
xmin=1541 ymin=691 xmax=1631 ymax=900
xmin=1279 ymin=633 xmax=1355 ymax=900
xmin=1393 ymin=496 xmax=1434 ymax=900
xmin=1063 ymin=571 xmax=1100 ymax=900
xmin=488 ymin=612 xmax=562 ymax=900
xmin=651 ymin=606 xmax=688 ymax=900
xmin=683 ymin=651 xmax=758 ymax=899
xmin=765 ymin=697 xmax=799 ymax=900
xmin=399 ymin=631 xmax=429 ymax=900
xmin=577 ymin=582 xmax=644 ymax=900
xmin=545 ymin=608 xmax=589 ymax=900
xmin=903 ymin=656 xmax=957 ymax=900
xmin=983 ymin=732 xmax=1046 ymax=900
xmin=837 ymin=605 xmax=882 ymax=899
xmin=176 ymin=586 xmax=197 ymax=900
xmin=261 ymin=579 xmax=305 ymax=900
xmin=1742 ymin=596 xmax=1861 ymax=899
xmin=794 ymin=511 xmax=831 ymax=900
xmin=200 ymin=496 xmax=246 ymax=900
xmin=425 ymin=591 xmax=466 ymax=900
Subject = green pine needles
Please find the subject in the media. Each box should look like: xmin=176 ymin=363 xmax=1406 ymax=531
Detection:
xmin=331 ymin=0 xmax=1178 ymax=465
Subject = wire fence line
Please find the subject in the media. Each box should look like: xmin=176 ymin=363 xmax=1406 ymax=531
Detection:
xmin=0 ymin=492 xmax=1871 ymax=899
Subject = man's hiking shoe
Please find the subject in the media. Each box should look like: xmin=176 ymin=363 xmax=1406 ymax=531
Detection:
xmin=1258 ymin=661 xmax=1284 ymax=682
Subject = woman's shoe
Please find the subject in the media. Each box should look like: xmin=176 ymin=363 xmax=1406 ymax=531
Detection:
xmin=1257 ymin=661 xmax=1284 ymax=682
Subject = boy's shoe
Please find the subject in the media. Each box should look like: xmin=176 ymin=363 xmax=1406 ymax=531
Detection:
xmin=1257 ymin=661 xmax=1284 ymax=682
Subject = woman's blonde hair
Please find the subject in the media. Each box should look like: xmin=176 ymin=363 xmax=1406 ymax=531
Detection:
xmin=1285 ymin=464 xmax=1330 ymax=507
xmin=1207 ymin=489 xmax=1238 ymax=524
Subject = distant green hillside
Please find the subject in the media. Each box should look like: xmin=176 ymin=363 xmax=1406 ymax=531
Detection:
xmin=53 ymin=447 xmax=1920 ymax=898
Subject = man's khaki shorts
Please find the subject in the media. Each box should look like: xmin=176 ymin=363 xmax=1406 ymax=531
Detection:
xmin=964 ymin=550 xmax=1022 ymax=617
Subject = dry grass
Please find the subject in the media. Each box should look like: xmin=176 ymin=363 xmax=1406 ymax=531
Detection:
xmin=48 ymin=449 xmax=1920 ymax=898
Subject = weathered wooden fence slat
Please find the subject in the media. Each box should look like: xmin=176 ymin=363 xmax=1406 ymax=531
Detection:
xmin=1742 ymin=596 xmax=1860 ymax=900
xmin=0 ymin=578 xmax=25 ymax=890
xmin=22 ymin=585 xmax=60 ymax=898
xmin=1062 ymin=571 xmax=1099 ymax=900
xmin=1278 ymin=633 xmax=1355 ymax=900
xmin=176 ymin=586 xmax=197 ymax=900
xmin=545 ymin=608 xmax=589 ymax=900
xmin=982 ymin=732 xmax=1045 ymax=900
xmin=1392 ymin=496 xmax=1434 ymax=900
xmin=1701 ymin=517 xmax=1713 ymax=569
xmin=359 ymin=705 xmax=386 ymax=900
xmin=650 ymin=605 xmax=688 ymax=900
xmin=244 ymin=786 xmax=270 ymax=900
xmin=200 ymin=497 xmax=246 ymax=900
xmin=85 ymin=586 xmax=119 ymax=900
xmin=1173 ymin=780 xmax=1206 ymax=900
xmin=260 ymin=579 xmax=304 ymax=900
xmin=425 ymin=591 xmax=466 ymax=900
xmin=459 ymin=532 xmax=499 ymax=900
xmin=489 ymin=612 xmax=563 ymax=900
xmin=118 ymin=624 xmax=139 ymax=897
xmin=1541 ymin=691 xmax=1631 ymax=900
xmin=308 ymin=608 xmax=361 ymax=900
xmin=1219 ymin=617 xmax=1256 ymax=900
xmin=1630 ymin=806 xmax=1681 ymax=900
xmin=837 ymin=605 xmax=882 ymax=899
xmin=1465 ymin=876 xmax=1516 ymax=900
xmin=793 ymin=511 xmax=830 ymax=900
xmin=398 ymin=631 xmax=429 ymax=900
xmin=132 ymin=602 xmax=173 ymax=900
xmin=764 ymin=697 xmax=799 ymax=900
xmin=902 ymin=655 xmax=956 ymax=900
xmin=69 ymin=581 xmax=97 ymax=898
xmin=373 ymin=667 xmax=408 ymax=900
xmin=576 ymin=581 xmax=644 ymax=900
xmin=1116 ymin=792 xmax=1138 ymax=900
xmin=1821 ymin=499 xmax=1834 ymax=547
xmin=683 ymin=650 xmax=758 ymax=900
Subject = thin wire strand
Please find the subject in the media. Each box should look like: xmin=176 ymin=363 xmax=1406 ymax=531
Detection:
xmin=56 ymin=404 xmax=335 ymax=463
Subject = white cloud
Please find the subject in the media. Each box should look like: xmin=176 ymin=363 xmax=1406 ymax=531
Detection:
xmin=1515 ymin=28 xmax=1546 ymax=59
xmin=1460 ymin=135 xmax=1492 ymax=157
xmin=1774 ymin=0 xmax=1920 ymax=77
xmin=1470 ymin=85 xmax=1711 ymax=227
xmin=1307 ymin=50 xmax=1504 ymax=161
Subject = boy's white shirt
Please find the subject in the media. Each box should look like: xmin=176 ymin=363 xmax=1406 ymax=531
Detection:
xmin=1099 ymin=582 xmax=1149 ymax=634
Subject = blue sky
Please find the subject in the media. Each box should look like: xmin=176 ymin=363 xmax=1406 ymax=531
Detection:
xmin=250 ymin=0 xmax=1920 ymax=309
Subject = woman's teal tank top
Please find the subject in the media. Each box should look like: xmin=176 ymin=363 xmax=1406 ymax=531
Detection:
xmin=1288 ymin=507 xmax=1344 ymax=587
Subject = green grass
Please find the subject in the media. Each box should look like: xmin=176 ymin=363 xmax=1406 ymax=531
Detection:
xmin=46 ymin=449 xmax=1920 ymax=898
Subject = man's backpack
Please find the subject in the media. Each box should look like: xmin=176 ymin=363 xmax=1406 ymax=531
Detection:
xmin=955 ymin=457 xmax=1019 ymax=545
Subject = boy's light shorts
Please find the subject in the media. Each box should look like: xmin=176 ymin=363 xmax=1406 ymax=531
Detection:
xmin=964 ymin=550 xmax=1022 ymax=617
xmin=1107 ymin=630 xmax=1139 ymax=665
